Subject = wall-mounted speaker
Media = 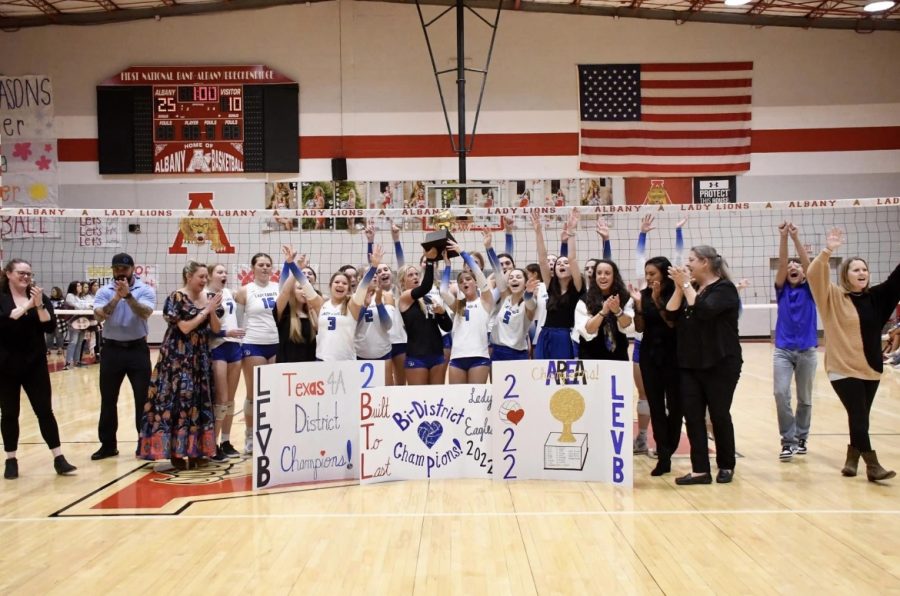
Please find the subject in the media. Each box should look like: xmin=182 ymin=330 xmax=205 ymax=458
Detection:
xmin=331 ymin=157 xmax=347 ymax=181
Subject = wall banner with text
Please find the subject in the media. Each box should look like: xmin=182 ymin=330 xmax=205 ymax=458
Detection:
xmin=491 ymin=360 xmax=634 ymax=486
xmin=252 ymin=360 xmax=383 ymax=490
xmin=359 ymin=384 xmax=494 ymax=485
xmin=693 ymin=176 xmax=737 ymax=204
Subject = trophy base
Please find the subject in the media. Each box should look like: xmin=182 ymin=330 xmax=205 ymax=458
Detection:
xmin=421 ymin=229 xmax=459 ymax=258
xmin=543 ymin=432 xmax=588 ymax=471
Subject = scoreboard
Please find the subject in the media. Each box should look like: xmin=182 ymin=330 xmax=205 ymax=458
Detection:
xmin=152 ymin=84 xmax=245 ymax=173
xmin=97 ymin=65 xmax=298 ymax=175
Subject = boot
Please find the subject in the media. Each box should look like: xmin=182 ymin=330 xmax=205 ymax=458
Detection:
xmin=53 ymin=455 xmax=77 ymax=476
xmin=861 ymin=450 xmax=896 ymax=482
xmin=841 ymin=445 xmax=860 ymax=477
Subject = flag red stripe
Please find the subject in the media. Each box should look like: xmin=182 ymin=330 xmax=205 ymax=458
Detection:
xmin=641 ymin=113 xmax=751 ymax=123
xmin=642 ymin=62 xmax=754 ymax=72
xmin=580 ymin=162 xmax=751 ymax=173
xmin=581 ymin=129 xmax=750 ymax=140
xmin=641 ymin=79 xmax=752 ymax=89
xmin=642 ymin=96 xmax=752 ymax=106
xmin=581 ymin=146 xmax=750 ymax=157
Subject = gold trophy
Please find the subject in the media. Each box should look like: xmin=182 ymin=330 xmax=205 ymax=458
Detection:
xmin=421 ymin=210 xmax=459 ymax=258
xmin=544 ymin=388 xmax=589 ymax=471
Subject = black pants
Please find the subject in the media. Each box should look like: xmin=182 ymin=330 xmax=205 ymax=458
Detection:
xmin=830 ymin=377 xmax=879 ymax=452
xmin=98 ymin=341 xmax=151 ymax=449
xmin=681 ymin=356 xmax=742 ymax=474
xmin=0 ymin=360 xmax=61 ymax=452
xmin=640 ymin=358 xmax=682 ymax=460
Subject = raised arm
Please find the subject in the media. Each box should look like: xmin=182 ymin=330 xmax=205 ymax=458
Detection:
xmin=391 ymin=221 xmax=406 ymax=268
xmin=532 ymin=211 xmax=552 ymax=286
xmin=775 ymin=221 xmax=790 ymax=289
xmin=807 ymin=227 xmax=841 ymax=306
xmin=597 ymin=216 xmax=612 ymax=260
xmin=350 ymin=244 xmax=382 ymax=319
xmin=790 ymin=223 xmax=810 ymax=273
xmin=482 ymin=230 xmax=508 ymax=295
xmin=567 ymin=209 xmax=583 ymax=293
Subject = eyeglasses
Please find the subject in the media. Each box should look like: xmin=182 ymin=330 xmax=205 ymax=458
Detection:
xmin=12 ymin=271 xmax=33 ymax=278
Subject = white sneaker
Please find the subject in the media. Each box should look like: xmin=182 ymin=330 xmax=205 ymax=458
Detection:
xmin=633 ymin=436 xmax=648 ymax=454
xmin=244 ymin=435 xmax=253 ymax=455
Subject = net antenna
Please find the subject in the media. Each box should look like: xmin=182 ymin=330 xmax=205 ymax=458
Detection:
xmin=415 ymin=0 xmax=503 ymax=185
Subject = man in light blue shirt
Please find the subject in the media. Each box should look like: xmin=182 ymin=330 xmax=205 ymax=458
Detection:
xmin=773 ymin=223 xmax=818 ymax=462
xmin=91 ymin=253 xmax=156 ymax=460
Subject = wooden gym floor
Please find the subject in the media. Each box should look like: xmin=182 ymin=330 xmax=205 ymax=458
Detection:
xmin=2 ymin=343 xmax=899 ymax=595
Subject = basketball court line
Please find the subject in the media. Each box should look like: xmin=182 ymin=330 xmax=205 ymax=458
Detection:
xmin=4 ymin=508 xmax=900 ymax=524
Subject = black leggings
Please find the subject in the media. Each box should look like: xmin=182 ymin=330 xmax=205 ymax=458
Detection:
xmin=640 ymin=358 xmax=682 ymax=460
xmin=680 ymin=356 xmax=741 ymax=474
xmin=830 ymin=377 xmax=879 ymax=452
xmin=0 ymin=362 xmax=61 ymax=452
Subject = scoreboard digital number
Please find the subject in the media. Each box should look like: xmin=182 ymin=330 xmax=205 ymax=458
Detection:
xmin=153 ymin=85 xmax=245 ymax=173
xmin=97 ymin=65 xmax=299 ymax=175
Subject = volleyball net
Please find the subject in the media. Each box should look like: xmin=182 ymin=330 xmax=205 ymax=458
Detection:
xmin=1 ymin=198 xmax=898 ymax=337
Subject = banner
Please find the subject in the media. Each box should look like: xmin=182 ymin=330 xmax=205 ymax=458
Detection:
xmin=0 ymin=75 xmax=59 ymax=208
xmin=693 ymin=176 xmax=737 ymax=204
xmin=252 ymin=361 xmax=383 ymax=490
xmin=359 ymin=384 xmax=494 ymax=484
xmin=491 ymin=360 xmax=634 ymax=486
xmin=624 ymin=178 xmax=693 ymax=205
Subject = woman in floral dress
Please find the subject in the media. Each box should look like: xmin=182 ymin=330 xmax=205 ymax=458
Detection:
xmin=139 ymin=262 xmax=223 ymax=468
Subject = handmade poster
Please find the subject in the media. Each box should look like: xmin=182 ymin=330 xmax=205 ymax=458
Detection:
xmin=491 ymin=359 xmax=633 ymax=486
xmin=253 ymin=360 xmax=383 ymax=490
xmin=359 ymin=384 xmax=494 ymax=485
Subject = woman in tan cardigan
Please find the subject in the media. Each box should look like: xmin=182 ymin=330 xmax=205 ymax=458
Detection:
xmin=808 ymin=228 xmax=900 ymax=482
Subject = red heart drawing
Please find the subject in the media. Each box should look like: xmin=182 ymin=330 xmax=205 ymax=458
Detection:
xmin=507 ymin=409 xmax=525 ymax=425
xmin=320 ymin=450 xmax=326 ymax=456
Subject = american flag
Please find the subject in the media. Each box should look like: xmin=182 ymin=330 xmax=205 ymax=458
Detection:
xmin=578 ymin=62 xmax=752 ymax=176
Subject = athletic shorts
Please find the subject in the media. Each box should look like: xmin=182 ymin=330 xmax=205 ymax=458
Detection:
xmin=405 ymin=353 xmax=445 ymax=370
xmin=491 ymin=344 xmax=529 ymax=361
xmin=212 ymin=341 xmax=243 ymax=363
xmin=449 ymin=356 xmax=491 ymax=370
xmin=390 ymin=343 xmax=407 ymax=358
xmin=632 ymin=339 xmax=641 ymax=364
xmin=442 ymin=334 xmax=452 ymax=349
xmin=242 ymin=343 xmax=278 ymax=360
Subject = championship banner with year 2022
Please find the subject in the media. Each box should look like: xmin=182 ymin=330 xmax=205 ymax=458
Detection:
xmin=359 ymin=384 xmax=494 ymax=485
xmin=253 ymin=361 xmax=383 ymax=490
xmin=491 ymin=360 xmax=634 ymax=487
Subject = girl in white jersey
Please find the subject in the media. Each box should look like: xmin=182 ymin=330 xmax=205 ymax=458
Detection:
xmin=355 ymin=263 xmax=396 ymax=385
xmin=295 ymin=246 xmax=382 ymax=361
xmin=234 ymin=253 xmax=279 ymax=454
xmin=492 ymin=269 xmax=539 ymax=361
xmin=207 ymin=264 xmax=246 ymax=461
xmin=443 ymin=241 xmax=498 ymax=384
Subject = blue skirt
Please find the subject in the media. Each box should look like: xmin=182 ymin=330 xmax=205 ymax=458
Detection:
xmin=535 ymin=327 xmax=578 ymax=360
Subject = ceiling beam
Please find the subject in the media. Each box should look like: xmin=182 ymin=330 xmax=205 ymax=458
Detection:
xmin=805 ymin=0 xmax=841 ymax=20
xmin=94 ymin=0 xmax=121 ymax=11
xmin=25 ymin=0 xmax=61 ymax=18
xmin=746 ymin=0 xmax=777 ymax=16
xmin=2 ymin=0 xmax=898 ymax=30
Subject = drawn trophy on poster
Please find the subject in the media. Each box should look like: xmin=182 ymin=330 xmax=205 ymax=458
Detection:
xmin=544 ymin=387 xmax=588 ymax=471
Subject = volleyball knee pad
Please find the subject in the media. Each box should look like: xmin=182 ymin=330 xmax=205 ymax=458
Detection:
xmin=225 ymin=401 xmax=236 ymax=417
xmin=636 ymin=399 xmax=651 ymax=417
xmin=214 ymin=404 xmax=228 ymax=422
